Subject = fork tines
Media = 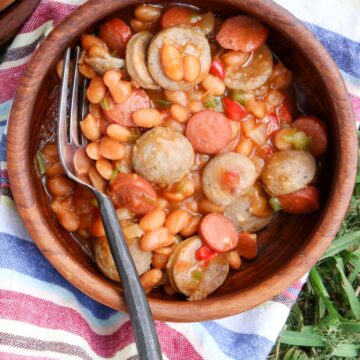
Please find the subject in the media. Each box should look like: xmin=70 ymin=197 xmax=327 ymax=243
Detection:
xmin=59 ymin=46 xmax=88 ymax=147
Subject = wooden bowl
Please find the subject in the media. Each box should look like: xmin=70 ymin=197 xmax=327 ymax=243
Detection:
xmin=0 ymin=0 xmax=40 ymax=45
xmin=7 ymin=0 xmax=358 ymax=322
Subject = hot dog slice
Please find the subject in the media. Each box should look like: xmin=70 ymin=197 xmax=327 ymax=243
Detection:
xmin=277 ymin=185 xmax=319 ymax=214
xmin=99 ymin=19 xmax=132 ymax=57
xmin=161 ymin=7 xmax=198 ymax=28
xmin=216 ymin=15 xmax=269 ymax=52
xmin=109 ymin=173 xmax=157 ymax=214
xmin=293 ymin=116 xmax=329 ymax=157
xmin=199 ymin=213 xmax=238 ymax=252
xmin=237 ymin=232 xmax=258 ymax=259
xmin=102 ymin=88 xmax=150 ymax=127
xmin=186 ymin=110 xmax=232 ymax=154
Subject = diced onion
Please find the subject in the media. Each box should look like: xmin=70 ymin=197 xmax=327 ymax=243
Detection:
xmin=123 ymin=224 xmax=144 ymax=240
xmin=249 ymin=123 xmax=268 ymax=146
xmin=116 ymin=207 xmax=135 ymax=220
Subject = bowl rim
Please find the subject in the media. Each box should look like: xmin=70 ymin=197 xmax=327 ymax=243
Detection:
xmin=7 ymin=0 xmax=358 ymax=322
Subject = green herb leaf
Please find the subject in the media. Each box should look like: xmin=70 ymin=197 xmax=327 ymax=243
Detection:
xmin=153 ymin=99 xmax=172 ymax=109
xmin=269 ymin=197 xmax=282 ymax=211
xmin=204 ymin=95 xmax=223 ymax=112
xmin=35 ymin=150 xmax=46 ymax=175
xmin=91 ymin=199 xmax=98 ymax=207
xmin=231 ymin=90 xmax=249 ymax=106
xmin=101 ymin=97 xmax=110 ymax=110
xmin=283 ymin=131 xmax=312 ymax=151
xmin=110 ymin=168 xmax=119 ymax=180
xmin=191 ymin=270 xmax=203 ymax=281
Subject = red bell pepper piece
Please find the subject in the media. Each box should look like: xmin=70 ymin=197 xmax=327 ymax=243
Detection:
xmin=223 ymin=97 xmax=248 ymax=120
xmin=210 ymin=60 xmax=226 ymax=79
xmin=195 ymin=245 xmax=218 ymax=262
xmin=276 ymin=103 xmax=292 ymax=124
xmin=221 ymin=170 xmax=240 ymax=192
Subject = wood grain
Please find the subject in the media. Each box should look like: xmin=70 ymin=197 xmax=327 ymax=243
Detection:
xmin=7 ymin=0 xmax=358 ymax=322
xmin=0 ymin=0 xmax=39 ymax=45
xmin=0 ymin=0 xmax=16 ymax=12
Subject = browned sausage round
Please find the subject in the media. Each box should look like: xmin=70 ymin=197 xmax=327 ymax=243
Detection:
xmin=148 ymin=27 xmax=211 ymax=91
xmin=202 ymin=152 xmax=257 ymax=206
xmin=167 ymin=236 xmax=229 ymax=301
xmin=224 ymin=195 xmax=273 ymax=232
xmin=186 ymin=110 xmax=232 ymax=154
xmin=94 ymin=236 xmax=152 ymax=282
xmin=126 ymin=31 xmax=159 ymax=89
xmin=261 ymin=150 xmax=316 ymax=196
xmin=224 ymin=45 xmax=273 ymax=91
xmin=133 ymin=127 xmax=195 ymax=185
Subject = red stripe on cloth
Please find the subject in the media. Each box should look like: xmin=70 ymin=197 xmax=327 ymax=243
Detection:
xmin=280 ymin=290 xmax=297 ymax=300
xmin=350 ymin=93 xmax=360 ymax=125
xmin=0 ymin=64 xmax=29 ymax=103
xmin=0 ymin=290 xmax=202 ymax=359
xmin=0 ymin=353 xmax=54 ymax=360
xmin=291 ymin=281 xmax=304 ymax=290
xmin=20 ymin=1 xmax=78 ymax=33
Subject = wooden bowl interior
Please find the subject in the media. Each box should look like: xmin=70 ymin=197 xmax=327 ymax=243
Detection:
xmin=28 ymin=0 xmax=335 ymax=302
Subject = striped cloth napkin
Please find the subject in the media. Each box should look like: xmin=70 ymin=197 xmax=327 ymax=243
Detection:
xmin=0 ymin=1 xmax=358 ymax=359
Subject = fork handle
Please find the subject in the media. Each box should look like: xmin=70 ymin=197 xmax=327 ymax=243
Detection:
xmin=95 ymin=193 xmax=162 ymax=360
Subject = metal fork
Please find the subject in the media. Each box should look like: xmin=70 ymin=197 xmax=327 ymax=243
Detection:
xmin=58 ymin=46 xmax=162 ymax=360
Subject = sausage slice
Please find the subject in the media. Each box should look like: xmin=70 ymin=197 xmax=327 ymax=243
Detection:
xmin=148 ymin=27 xmax=211 ymax=91
xmin=261 ymin=150 xmax=316 ymax=196
xmin=277 ymin=185 xmax=320 ymax=214
xmin=199 ymin=213 xmax=238 ymax=252
xmin=95 ymin=236 xmax=152 ymax=282
xmin=224 ymin=44 xmax=273 ymax=90
xmin=85 ymin=56 xmax=125 ymax=75
xmin=167 ymin=236 xmax=229 ymax=301
xmin=99 ymin=19 xmax=132 ymax=57
xmin=103 ymin=88 xmax=150 ymax=127
xmin=133 ymin=127 xmax=195 ymax=185
xmin=216 ymin=16 xmax=269 ymax=52
xmin=293 ymin=116 xmax=329 ymax=157
xmin=186 ymin=110 xmax=232 ymax=154
xmin=202 ymin=152 xmax=257 ymax=206
xmin=109 ymin=173 xmax=157 ymax=214
xmin=126 ymin=31 xmax=159 ymax=90
xmin=224 ymin=195 xmax=273 ymax=232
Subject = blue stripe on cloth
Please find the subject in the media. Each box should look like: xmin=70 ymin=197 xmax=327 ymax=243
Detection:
xmin=202 ymin=321 xmax=273 ymax=360
xmin=0 ymin=232 xmax=117 ymax=320
xmin=0 ymin=134 xmax=6 ymax=161
xmin=0 ymin=100 xmax=12 ymax=118
xmin=304 ymin=21 xmax=360 ymax=79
